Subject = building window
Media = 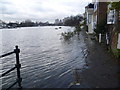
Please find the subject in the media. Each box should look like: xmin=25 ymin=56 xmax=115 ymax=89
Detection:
xmin=107 ymin=10 xmax=115 ymax=24
xmin=88 ymin=15 xmax=92 ymax=23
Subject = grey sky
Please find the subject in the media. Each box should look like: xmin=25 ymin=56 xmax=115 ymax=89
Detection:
xmin=0 ymin=0 xmax=92 ymax=23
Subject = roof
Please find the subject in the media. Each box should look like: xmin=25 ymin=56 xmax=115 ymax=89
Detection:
xmin=88 ymin=3 xmax=94 ymax=8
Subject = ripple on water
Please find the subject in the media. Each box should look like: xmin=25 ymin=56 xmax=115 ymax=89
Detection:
xmin=1 ymin=26 xmax=87 ymax=88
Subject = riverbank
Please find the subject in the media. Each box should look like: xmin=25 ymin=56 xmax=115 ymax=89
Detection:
xmin=76 ymin=30 xmax=120 ymax=88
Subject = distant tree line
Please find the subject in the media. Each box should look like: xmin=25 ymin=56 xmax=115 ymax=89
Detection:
xmin=0 ymin=15 xmax=84 ymax=28
xmin=63 ymin=15 xmax=83 ymax=26
xmin=1 ymin=19 xmax=55 ymax=28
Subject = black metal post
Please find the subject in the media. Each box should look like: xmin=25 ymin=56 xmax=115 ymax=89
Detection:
xmin=14 ymin=45 xmax=22 ymax=88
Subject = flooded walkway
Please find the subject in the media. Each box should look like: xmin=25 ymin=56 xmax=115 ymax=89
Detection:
xmin=76 ymin=30 xmax=120 ymax=88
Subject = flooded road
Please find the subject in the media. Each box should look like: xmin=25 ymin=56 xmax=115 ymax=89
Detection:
xmin=1 ymin=26 xmax=87 ymax=88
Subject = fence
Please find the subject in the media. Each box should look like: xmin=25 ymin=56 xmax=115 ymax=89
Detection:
xmin=0 ymin=46 xmax=22 ymax=89
xmin=98 ymin=33 xmax=109 ymax=44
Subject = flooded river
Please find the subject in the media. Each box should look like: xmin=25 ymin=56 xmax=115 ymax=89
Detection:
xmin=0 ymin=26 xmax=88 ymax=88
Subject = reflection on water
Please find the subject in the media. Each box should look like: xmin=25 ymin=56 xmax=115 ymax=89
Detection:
xmin=1 ymin=26 xmax=87 ymax=88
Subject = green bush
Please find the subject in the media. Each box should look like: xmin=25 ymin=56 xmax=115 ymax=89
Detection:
xmin=112 ymin=49 xmax=120 ymax=58
xmin=61 ymin=26 xmax=81 ymax=40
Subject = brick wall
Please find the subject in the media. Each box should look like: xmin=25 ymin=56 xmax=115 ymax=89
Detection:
xmin=97 ymin=2 xmax=107 ymax=25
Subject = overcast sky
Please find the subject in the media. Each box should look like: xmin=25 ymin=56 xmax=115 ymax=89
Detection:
xmin=0 ymin=0 xmax=92 ymax=23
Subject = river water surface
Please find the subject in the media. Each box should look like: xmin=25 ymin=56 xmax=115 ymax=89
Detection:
xmin=1 ymin=26 xmax=87 ymax=88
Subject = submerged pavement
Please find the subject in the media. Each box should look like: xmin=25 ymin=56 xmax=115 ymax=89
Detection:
xmin=73 ymin=30 xmax=120 ymax=88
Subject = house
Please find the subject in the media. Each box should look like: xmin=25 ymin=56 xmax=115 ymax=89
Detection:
xmin=85 ymin=3 xmax=94 ymax=34
xmin=92 ymin=0 xmax=107 ymax=34
xmin=85 ymin=1 xmax=120 ymax=57
xmin=107 ymin=2 xmax=120 ymax=52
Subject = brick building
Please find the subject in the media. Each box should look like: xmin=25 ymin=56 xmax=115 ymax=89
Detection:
xmin=92 ymin=1 xmax=107 ymax=34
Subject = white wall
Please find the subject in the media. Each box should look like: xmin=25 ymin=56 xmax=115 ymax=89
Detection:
xmin=86 ymin=8 xmax=94 ymax=34
xmin=117 ymin=33 xmax=120 ymax=49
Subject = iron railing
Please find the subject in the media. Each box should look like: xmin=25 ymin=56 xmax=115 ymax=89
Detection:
xmin=0 ymin=46 xmax=22 ymax=89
